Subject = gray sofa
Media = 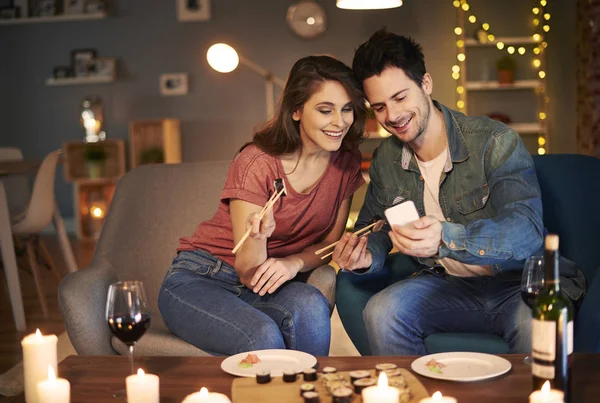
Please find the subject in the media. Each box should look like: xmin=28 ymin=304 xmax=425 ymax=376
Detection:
xmin=58 ymin=161 xmax=336 ymax=356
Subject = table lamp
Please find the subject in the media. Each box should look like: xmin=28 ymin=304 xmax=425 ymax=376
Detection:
xmin=207 ymin=43 xmax=285 ymax=119
xmin=336 ymin=0 xmax=402 ymax=10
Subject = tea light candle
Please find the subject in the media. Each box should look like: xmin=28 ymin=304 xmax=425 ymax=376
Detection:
xmin=362 ymin=372 xmax=401 ymax=403
xmin=182 ymin=387 xmax=232 ymax=403
xmin=125 ymin=368 xmax=159 ymax=403
xmin=21 ymin=329 xmax=58 ymax=403
xmin=420 ymin=391 xmax=458 ymax=403
xmin=529 ymin=381 xmax=564 ymax=403
xmin=36 ymin=366 xmax=70 ymax=403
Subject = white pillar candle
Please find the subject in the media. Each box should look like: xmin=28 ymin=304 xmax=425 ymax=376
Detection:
xmin=126 ymin=369 xmax=159 ymax=403
xmin=529 ymin=381 xmax=564 ymax=403
xmin=36 ymin=366 xmax=70 ymax=403
xmin=362 ymin=372 xmax=401 ymax=403
xmin=182 ymin=387 xmax=232 ymax=403
xmin=21 ymin=329 xmax=58 ymax=403
xmin=420 ymin=391 xmax=458 ymax=403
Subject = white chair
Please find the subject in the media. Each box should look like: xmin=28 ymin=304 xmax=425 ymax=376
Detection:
xmin=0 ymin=148 xmax=30 ymax=220
xmin=11 ymin=150 xmax=63 ymax=318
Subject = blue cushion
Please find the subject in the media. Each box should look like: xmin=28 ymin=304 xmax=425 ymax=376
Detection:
xmin=424 ymin=333 xmax=509 ymax=354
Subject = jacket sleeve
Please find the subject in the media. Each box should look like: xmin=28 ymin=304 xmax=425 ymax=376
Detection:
xmin=439 ymin=129 xmax=544 ymax=272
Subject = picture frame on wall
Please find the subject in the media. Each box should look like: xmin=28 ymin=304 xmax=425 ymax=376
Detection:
xmin=64 ymin=0 xmax=85 ymax=14
xmin=53 ymin=66 xmax=73 ymax=79
xmin=29 ymin=0 xmax=55 ymax=16
xmin=90 ymin=58 xmax=116 ymax=78
xmin=159 ymin=73 xmax=188 ymax=96
xmin=71 ymin=49 xmax=97 ymax=77
xmin=177 ymin=0 xmax=210 ymax=22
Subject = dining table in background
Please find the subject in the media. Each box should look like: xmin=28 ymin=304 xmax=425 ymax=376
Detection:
xmin=0 ymin=160 xmax=78 ymax=332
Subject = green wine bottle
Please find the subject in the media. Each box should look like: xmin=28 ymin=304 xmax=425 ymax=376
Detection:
xmin=532 ymin=234 xmax=573 ymax=401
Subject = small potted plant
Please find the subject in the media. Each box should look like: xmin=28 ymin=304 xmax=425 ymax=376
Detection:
xmin=84 ymin=143 xmax=108 ymax=179
xmin=496 ymin=55 xmax=516 ymax=85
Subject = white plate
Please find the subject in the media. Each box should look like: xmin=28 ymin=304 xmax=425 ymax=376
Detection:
xmin=220 ymin=349 xmax=317 ymax=378
xmin=411 ymin=352 xmax=512 ymax=382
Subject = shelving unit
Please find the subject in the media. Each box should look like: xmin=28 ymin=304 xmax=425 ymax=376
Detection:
xmin=455 ymin=4 xmax=549 ymax=155
xmin=45 ymin=75 xmax=114 ymax=86
xmin=129 ymin=119 xmax=182 ymax=168
xmin=0 ymin=12 xmax=106 ymax=25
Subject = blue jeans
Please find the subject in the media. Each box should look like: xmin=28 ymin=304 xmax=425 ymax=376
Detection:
xmin=363 ymin=269 xmax=531 ymax=355
xmin=158 ymin=249 xmax=331 ymax=356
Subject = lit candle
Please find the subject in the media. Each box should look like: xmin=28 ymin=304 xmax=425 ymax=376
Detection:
xmin=362 ymin=372 xmax=401 ymax=403
xmin=36 ymin=366 xmax=70 ymax=403
xmin=182 ymin=387 xmax=232 ymax=403
xmin=125 ymin=368 xmax=159 ymax=403
xmin=21 ymin=329 xmax=58 ymax=403
xmin=419 ymin=391 xmax=458 ymax=403
xmin=529 ymin=381 xmax=564 ymax=403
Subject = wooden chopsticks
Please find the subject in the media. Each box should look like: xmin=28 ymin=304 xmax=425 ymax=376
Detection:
xmin=231 ymin=187 xmax=286 ymax=254
xmin=314 ymin=220 xmax=380 ymax=260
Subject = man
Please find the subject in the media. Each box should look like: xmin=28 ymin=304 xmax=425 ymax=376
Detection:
xmin=332 ymin=29 xmax=545 ymax=355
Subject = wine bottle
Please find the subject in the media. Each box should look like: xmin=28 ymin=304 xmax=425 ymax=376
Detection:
xmin=532 ymin=234 xmax=573 ymax=401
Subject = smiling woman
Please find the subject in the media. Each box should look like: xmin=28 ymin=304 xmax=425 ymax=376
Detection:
xmin=157 ymin=55 xmax=367 ymax=358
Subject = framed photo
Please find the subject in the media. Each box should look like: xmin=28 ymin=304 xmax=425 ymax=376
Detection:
xmin=90 ymin=58 xmax=116 ymax=78
xmin=84 ymin=0 xmax=106 ymax=13
xmin=71 ymin=48 xmax=97 ymax=77
xmin=159 ymin=73 xmax=188 ymax=96
xmin=65 ymin=0 xmax=85 ymax=14
xmin=177 ymin=0 xmax=210 ymax=22
xmin=53 ymin=66 xmax=73 ymax=79
xmin=29 ymin=0 xmax=55 ymax=16
xmin=0 ymin=6 xmax=20 ymax=19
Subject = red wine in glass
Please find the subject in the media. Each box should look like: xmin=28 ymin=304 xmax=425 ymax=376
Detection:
xmin=521 ymin=288 xmax=541 ymax=308
xmin=106 ymin=281 xmax=151 ymax=375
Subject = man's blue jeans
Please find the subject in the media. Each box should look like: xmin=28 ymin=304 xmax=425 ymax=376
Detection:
xmin=158 ymin=249 xmax=331 ymax=356
xmin=363 ymin=269 xmax=531 ymax=355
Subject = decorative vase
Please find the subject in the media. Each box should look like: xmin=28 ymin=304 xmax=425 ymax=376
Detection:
xmin=497 ymin=69 xmax=514 ymax=85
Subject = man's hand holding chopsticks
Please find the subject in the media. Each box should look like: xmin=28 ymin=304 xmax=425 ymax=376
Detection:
xmin=331 ymin=232 xmax=373 ymax=271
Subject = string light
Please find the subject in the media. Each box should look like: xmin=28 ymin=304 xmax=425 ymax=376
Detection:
xmin=452 ymin=0 xmax=550 ymax=155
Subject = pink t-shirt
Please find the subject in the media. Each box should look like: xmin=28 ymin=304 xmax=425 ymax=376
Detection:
xmin=178 ymin=144 xmax=365 ymax=268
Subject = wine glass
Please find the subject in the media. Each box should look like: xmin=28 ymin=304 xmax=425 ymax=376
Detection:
xmin=521 ymin=256 xmax=544 ymax=365
xmin=106 ymin=281 xmax=151 ymax=375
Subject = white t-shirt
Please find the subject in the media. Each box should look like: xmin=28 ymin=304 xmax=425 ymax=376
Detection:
xmin=416 ymin=148 xmax=493 ymax=277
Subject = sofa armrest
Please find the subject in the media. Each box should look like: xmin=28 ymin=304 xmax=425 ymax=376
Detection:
xmin=575 ymin=269 xmax=600 ymax=352
xmin=58 ymin=258 xmax=118 ymax=355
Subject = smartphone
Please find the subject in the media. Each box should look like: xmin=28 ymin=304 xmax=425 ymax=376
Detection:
xmin=384 ymin=200 xmax=420 ymax=228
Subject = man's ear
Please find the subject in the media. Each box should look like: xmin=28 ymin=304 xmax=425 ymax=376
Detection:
xmin=421 ymin=73 xmax=433 ymax=96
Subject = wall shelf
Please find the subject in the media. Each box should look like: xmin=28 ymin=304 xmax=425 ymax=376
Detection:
xmin=0 ymin=12 xmax=106 ymax=25
xmin=46 ymin=75 xmax=114 ymax=86
xmin=465 ymin=80 xmax=541 ymax=91
xmin=509 ymin=123 xmax=543 ymax=134
xmin=464 ymin=36 xmax=538 ymax=47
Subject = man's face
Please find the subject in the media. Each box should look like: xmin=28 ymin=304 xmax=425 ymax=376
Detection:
xmin=363 ymin=67 xmax=433 ymax=145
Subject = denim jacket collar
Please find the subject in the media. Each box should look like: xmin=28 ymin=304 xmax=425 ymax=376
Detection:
xmin=398 ymin=100 xmax=469 ymax=173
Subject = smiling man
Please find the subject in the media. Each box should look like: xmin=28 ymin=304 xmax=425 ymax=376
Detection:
xmin=332 ymin=29 xmax=546 ymax=355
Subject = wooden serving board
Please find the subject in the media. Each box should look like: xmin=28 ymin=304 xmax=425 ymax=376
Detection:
xmin=231 ymin=368 xmax=429 ymax=403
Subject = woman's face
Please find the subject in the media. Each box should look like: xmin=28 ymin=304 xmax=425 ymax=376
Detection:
xmin=293 ymin=80 xmax=355 ymax=153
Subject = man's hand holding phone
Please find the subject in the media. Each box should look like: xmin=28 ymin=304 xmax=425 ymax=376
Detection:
xmin=385 ymin=201 xmax=443 ymax=258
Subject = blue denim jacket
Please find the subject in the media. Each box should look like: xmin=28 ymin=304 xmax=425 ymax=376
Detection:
xmin=356 ymin=101 xmax=545 ymax=276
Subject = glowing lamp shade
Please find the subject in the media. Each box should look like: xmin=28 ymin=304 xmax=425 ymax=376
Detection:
xmin=207 ymin=43 xmax=240 ymax=73
xmin=336 ymin=0 xmax=402 ymax=10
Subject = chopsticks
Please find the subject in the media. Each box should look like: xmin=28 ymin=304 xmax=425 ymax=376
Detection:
xmin=231 ymin=187 xmax=286 ymax=254
xmin=314 ymin=221 xmax=380 ymax=260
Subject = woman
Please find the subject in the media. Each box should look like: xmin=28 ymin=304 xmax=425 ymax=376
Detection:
xmin=158 ymin=55 xmax=366 ymax=356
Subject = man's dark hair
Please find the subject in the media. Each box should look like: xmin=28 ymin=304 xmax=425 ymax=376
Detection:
xmin=352 ymin=28 xmax=427 ymax=87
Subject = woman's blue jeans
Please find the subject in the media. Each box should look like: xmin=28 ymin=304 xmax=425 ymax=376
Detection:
xmin=158 ymin=249 xmax=331 ymax=356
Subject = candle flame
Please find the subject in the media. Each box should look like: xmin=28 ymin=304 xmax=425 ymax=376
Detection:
xmin=35 ymin=329 xmax=43 ymax=340
xmin=432 ymin=391 xmax=443 ymax=400
xmin=542 ymin=381 xmax=550 ymax=393
xmin=200 ymin=387 xmax=209 ymax=397
xmin=137 ymin=368 xmax=145 ymax=377
xmin=377 ymin=371 xmax=389 ymax=388
xmin=47 ymin=366 xmax=56 ymax=381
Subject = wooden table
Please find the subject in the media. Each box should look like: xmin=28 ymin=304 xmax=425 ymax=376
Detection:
xmin=7 ymin=354 xmax=600 ymax=402
xmin=0 ymin=159 xmax=78 ymax=332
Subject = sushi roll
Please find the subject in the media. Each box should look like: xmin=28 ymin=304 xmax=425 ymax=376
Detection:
xmin=302 ymin=391 xmax=320 ymax=403
xmin=255 ymin=369 xmax=271 ymax=384
xmin=353 ymin=377 xmax=376 ymax=393
xmin=283 ymin=369 xmax=297 ymax=383
xmin=322 ymin=366 xmax=337 ymax=374
xmin=300 ymin=383 xmax=316 ymax=396
xmin=331 ymin=386 xmax=353 ymax=403
xmin=349 ymin=370 xmax=371 ymax=383
xmin=303 ymin=368 xmax=318 ymax=381
xmin=382 ymin=368 xmax=402 ymax=378
xmin=375 ymin=363 xmax=397 ymax=373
